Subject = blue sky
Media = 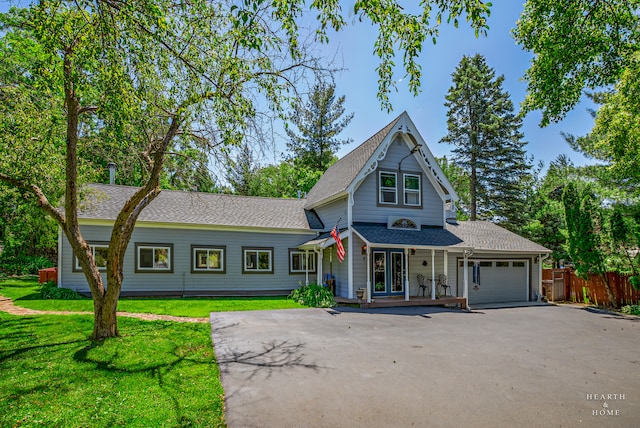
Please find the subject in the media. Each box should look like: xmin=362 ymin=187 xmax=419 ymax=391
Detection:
xmin=294 ymin=0 xmax=596 ymax=172
xmin=0 ymin=1 xmax=596 ymax=172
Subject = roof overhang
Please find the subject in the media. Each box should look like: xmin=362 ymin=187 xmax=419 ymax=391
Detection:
xmin=351 ymin=223 xmax=473 ymax=251
xmin=297 ymin=229 xmax=351 ymax=250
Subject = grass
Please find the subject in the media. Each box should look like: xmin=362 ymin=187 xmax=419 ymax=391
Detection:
xmin=0 ymin=312 xmax=225 ymax=427
xmin=0 ymin=276 xmax=305 ymax=317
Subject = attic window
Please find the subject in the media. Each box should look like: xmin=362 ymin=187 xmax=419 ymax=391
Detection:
xmin=379 ymin=171 xmax=397 ymax=204
xmin=390 ymin=218 xmax=418 ymax=230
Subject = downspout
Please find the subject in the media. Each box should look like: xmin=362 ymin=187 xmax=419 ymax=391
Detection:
xmin=538 ymin=253 xmax=550 ymax=302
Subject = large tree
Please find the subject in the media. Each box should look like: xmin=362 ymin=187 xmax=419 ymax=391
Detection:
xmin=285 ymin=80 xmax=353 ymax=172
xmin=513 ymin=0 xmax=640 ymax=126
xmin=0 ymin=0 xmax=492 ymax=339
xmin=563 ymin=182 xmax=618 ymax=307
xmin=440 ymin=54 xmax=531 ymax=227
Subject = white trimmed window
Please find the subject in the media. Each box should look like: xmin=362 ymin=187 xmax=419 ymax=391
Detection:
xmin=74 ymin=243 xmax=109 ymax=272
xmin=379 ymin=171 xmax=397 ymax=204
xmin=135 ymin=243 xmax=173 ymax=272
xmin=289 ymin=250 xmax=316 ymax=274
xmin=192 ymin=246 xmax=225 ymax=273
xmin=243 ymin=247 xmax=273 ymax=273
xmin=403 ymin=173 xmax=421 ymax=206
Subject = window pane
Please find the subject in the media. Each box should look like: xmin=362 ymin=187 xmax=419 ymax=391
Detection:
xmin=154 ymin=248 xmax=169 ymax=268
xmin=381 ymin=190 xmax=396 ymax=203
xmin=208 ymin=251 xmax=222 ymax=269
xmin=292 ymin=253 xmax=303 ymax=271
xmin=245 ymin=252 xmax=257 ymax=270
xmin=405 ymin=175 xmax=419 ymax=190
xmin=139 ymin=248 xmax=154 ymax=268
xmin=94 ymin=246 xmax=108 ymax=268
xmin=405 ymin=191 xmax=419 ymax=205
xmin=258 ymin=251 xmax=270 ymax=270
xmin=381 ymin=173 xmax=396 ymax=188
xmin=195 ymin=250 xmax=208 ymax=268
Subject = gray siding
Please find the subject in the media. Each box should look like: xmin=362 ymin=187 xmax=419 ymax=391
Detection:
xmin=322 ymin=239 xmax=349 ymax=297
xmin=407 ymin=249 xmax=446 ymax=297
xmin=60 ymin=224 xmax=317 ymax=295
xmin=313 ymin=197 xmax=348 ymax=231
xmin=352 ymin=136 xmax=444 ymax=226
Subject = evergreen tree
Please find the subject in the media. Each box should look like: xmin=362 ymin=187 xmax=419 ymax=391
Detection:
xmin=440 ymin=54 xmax=531 ymax=227
xmin=285 ymin=81 xmax=354 ymax=172
xmin=226 ymin=143 xmax=258 ymax=196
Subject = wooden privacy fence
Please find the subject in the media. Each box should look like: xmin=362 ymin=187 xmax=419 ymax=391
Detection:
xmin=542 ymin=268 xmax=640 ymax=306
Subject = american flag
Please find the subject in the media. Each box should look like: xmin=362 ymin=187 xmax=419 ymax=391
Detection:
xmin=331 ymin=226 xmax=346 ymax=263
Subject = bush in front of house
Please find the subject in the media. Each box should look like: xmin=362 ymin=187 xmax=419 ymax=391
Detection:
xmin=289 ymin=283 xmax=336 ymax=308
xmin=39 ymin=281 xmax=83 ymax=300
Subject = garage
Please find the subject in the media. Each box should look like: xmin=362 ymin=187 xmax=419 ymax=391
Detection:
xmin=458 ymin=259 xmax=529 ymax=305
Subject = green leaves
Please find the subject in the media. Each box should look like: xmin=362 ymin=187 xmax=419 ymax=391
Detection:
xmin=514 ymin=0 xmax=640 ymax=125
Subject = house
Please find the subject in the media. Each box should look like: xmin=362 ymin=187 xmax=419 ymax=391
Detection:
xmin=58 ymin=112 xmax=551 ymax=307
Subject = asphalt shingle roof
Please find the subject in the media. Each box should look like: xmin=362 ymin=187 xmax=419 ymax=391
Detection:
xmin=304 ymin=114 xmax=403 ymax=208
xmin=352 ymin=221 xmax=551 ymax=253
xmin=444 ymin=221 xmax=551 ymax=253
xmin=78 ymin=184 xmax=319 ymax=231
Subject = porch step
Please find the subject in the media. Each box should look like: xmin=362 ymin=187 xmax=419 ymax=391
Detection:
xmin=335 ymin=296 xmax=467 ymax=310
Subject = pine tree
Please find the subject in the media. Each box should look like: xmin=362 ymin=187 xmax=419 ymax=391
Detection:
xmin=440 ymin=54 xmax=531 ymax=227
xmin=226 ymin=143 xmax=257 ymax=196
xmin=285 ymin=81 xmax=354 ymax=172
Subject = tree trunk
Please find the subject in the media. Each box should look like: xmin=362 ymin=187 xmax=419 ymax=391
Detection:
xmin=470 ymin=158 xmax=477 ymax=221
xmin=92 ymin=295 xmax=119 ymax=340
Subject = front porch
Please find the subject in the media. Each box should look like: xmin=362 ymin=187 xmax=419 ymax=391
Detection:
xmin=335 ymin=295 xmax=467 ymax=310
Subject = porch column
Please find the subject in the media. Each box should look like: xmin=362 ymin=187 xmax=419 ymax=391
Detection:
xmin=366 ymin=245 xmax=372 ymax=303
xmin=305 ymin=250 xmax=309 ymax=285
xmin=463 ymin=251 xmax=470 ymax=302
xmin=443 ymin=250 xmax=449 ymax=292
xmin=317 ymin=249 xmax=323 ymax=286
xmin=431 ymin=249 xmax=436 ymax=300
xmin=404 ymin=248 xmax=409 ymax=301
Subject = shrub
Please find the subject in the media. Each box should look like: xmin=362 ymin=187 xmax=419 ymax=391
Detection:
xmin=629 ymin=275 xmax=640 ymax=291
xmin=288 ymin=283 xmax=335 ymax=308
xmin=39 ymin=281 xmax=83 ymax=300
xmin=0 ymin=254 xmax=54 ymax=275
xmin=620 ymin=305 xmax=640 ymax=316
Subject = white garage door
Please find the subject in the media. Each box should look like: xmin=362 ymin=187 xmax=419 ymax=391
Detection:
xmin=458 ymin=260 xmax=529 ymax=305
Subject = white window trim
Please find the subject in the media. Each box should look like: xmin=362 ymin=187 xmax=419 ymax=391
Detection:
xmin=136 ymin=244 xmax=173 ymax=272
xmin=74 ymin=243 xmax=109 ymax=272
xmin=379 ymin=171 xmax=398 ymax=205
xmin=192 ymin=246 xmax=225 ymax=273
xmin=403 ymin=173 xmax=421 ymax=206
xmin=243 ymin=248 xmax=274 ymax=273
xmin=289 ymin=250 xmax=316 ymax=274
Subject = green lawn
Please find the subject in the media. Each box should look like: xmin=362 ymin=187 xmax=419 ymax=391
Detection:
xmin=0 ymin=276 xmax=311 ymax=427
xmin=0 ymin=312 xmax=225 ymax=427
xmin=0 ymin=276 xmax=305 ymax=317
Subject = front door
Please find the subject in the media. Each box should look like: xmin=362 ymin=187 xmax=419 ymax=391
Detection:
xmin=372 ymin=250 xmax=405 ymax=296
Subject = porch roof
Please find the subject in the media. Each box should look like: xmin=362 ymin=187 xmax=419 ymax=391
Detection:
xmin=351 ymin=222 xmax=469 ymax=250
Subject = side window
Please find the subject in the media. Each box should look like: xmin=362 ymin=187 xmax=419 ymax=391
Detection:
xmin=135 ymin=243 xmax=173 ymax=273
xmin=289 ymin=250 xmax=316 ymax=274
xmin=379 ymin=171 xmax=397 ymax=204
xmin=242 ymin=247 xmax=274 ymax=274
xmin=403 ymin=173 xmax=421 ymax=206
xmin=74 ymin=242 xmax=109 ymax=272
xmin=192 ymin=246 xmax=226 ymax=273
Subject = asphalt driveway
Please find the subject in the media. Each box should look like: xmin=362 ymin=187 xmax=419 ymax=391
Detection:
xmin=210 ymin=305 xmax=639 ymax=428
